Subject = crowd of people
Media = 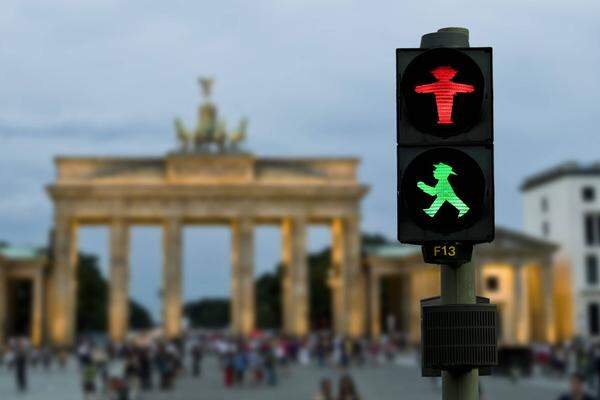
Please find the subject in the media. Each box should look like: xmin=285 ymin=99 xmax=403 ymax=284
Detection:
xmin=9 ymin=331 xmax=600 ymax=399
xmin=530 ymin=340 xmax=600 ymax=399
xmin=0 ymin=332 xmax=406 ymax=399
xmin=0 ymin=336 xmax=192 ymax=399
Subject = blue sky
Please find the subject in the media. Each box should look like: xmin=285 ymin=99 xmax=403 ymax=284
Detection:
xmin=1 ymin=0 xmax=599 ymax=318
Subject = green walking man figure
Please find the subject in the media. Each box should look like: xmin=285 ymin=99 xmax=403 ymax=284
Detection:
xmin=417 ymin=162 xmax=469 ymax=218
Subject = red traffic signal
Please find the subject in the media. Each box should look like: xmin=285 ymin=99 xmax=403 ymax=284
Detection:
xmin=397 ymin=47 xmax=494 ymax=244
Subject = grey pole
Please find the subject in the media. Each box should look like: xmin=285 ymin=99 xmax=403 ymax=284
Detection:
xmin=420 ymin=27 xmax=479 ymax=400
xmin=440 ymin=262 xmax=478 ymax=400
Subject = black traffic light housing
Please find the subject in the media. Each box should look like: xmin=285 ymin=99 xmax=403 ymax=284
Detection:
xmin=397 ymin=47 xmax=494 ymax=244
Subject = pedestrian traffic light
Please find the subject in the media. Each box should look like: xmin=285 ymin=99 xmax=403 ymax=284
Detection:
xmin=397 ymin=47 xmax=494 ymax=244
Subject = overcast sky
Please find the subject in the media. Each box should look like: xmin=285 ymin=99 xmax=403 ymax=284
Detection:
xmin=1 ymin=0 xmax=599 ymax=318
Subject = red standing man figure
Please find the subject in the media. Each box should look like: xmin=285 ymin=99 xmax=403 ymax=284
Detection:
xmin=414 ymin=65 xmax=474 ymax=125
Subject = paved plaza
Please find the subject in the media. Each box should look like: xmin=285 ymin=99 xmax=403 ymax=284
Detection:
xmin=0 ymin=356 xmax=569 ymax=400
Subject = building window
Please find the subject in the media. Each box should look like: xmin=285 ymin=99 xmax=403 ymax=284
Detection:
xmin=586 ymin=255 xmax=598 ymax=285
xmin=583 ymin=186 xmax=596 ymax=202
xmin=585 ymin=214 xmax=599 ymax=246
xmin=542 ymin=221 xmax=550 ymax=237
xmin=541 ymin=197 xmax=549 ymax=212
xmin=589 ymin=303 xmax=600 ymax=336
xmin=485 ymin=276 xmax=499 ymax=292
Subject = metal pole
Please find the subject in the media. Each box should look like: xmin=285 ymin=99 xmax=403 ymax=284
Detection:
xmin=420 ymin=27 xmax=479 ymax=400
xmin=441 ymin=262 xmax=478 ymax=400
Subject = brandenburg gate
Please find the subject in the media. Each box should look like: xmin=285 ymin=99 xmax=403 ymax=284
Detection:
xmin=45 ymin=79 xmax=369 ymax=346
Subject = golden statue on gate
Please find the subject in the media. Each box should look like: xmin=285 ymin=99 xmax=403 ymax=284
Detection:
xmin=174 ymin=77 xmax=248 ymax=154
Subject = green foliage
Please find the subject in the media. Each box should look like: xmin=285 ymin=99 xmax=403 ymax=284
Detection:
xmin=129 ymin=299 xmax=154 ymax=330
xmin=361 ymin=232 xmax=389 ymax=247
xmin=308 ymin=247 xmax=332 ymax=329
xmin=183 ymin=248 xmax=334 ymax=330
xmin=76 ymin=252 xmax=154 ymax=333
xmin=184 ymin=233 xmax=391 ymax=330
xmin=255 ymin=266 xmax=282 ymax=328
xmin=76 ymin=254 xmax=108 ymax=332
xmin=184 ymin=298 xmax=230 ymax=328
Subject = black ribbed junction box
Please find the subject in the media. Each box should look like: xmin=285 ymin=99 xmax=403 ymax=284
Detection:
xmin=421 ymin=301 xmax=497 ymax=375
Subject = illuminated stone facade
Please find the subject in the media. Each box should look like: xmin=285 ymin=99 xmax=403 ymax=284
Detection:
xmin=365 ymin=227 xmax=563 ymax=345
xmin=44 ymin=154 xmax=369 ymax=346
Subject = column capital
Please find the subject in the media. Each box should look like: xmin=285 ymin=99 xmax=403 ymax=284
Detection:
xmin=163 ymin=216 xmax=183 ymax=225
xmin=232 ymin=215 xmax=254 ymax=226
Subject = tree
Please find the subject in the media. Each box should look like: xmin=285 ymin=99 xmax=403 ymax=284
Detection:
xmin=76 ymin=251 xmax=154 ymax=334
xmin=184 ymin=298 xmax=230 ymax=328
xmin=255 ymin=267 xmax=282 ymax=328
xmin=77 ymin=253 xmax=108 ymax=332
xmin=130 ymin=299 xmax=154 ymax=330
xmin=308 ymin=232 xmax=389 ymax=329
xmin=183 ymin=232 xmax=391 ymax=330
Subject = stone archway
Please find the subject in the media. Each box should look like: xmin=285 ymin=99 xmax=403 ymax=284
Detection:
xmin=45 ymin=81 xmax=368 ymax=346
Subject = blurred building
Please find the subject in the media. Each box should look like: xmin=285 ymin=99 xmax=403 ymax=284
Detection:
xmin=39 ymin=79 xmax=369 ymax=347
xmin=364 ymin=227 xmax=560 ymax=345
xmin=0 ymin=79 xmax=582 ymax=349
xmin=0 ymin=245 xmax=48 ymax=347
xmin=522 ymin=161 xmax=600 ymax=339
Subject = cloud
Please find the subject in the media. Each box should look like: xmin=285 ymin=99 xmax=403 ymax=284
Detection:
xmin=1 ymin=0 xmax=599 ymax=314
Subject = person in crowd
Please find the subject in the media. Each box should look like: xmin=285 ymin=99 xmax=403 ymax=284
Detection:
xmin=339 ymin=338 xmax=351 ymax=368
xmin=58 ymin=348 xmax=68 ymax=369
xmin=137 ymin=346 xmax=153 ymax=391
xmin=155 ymin=343 xmax=170 ymax=390
xmin=125 ymin=352 xmax=140 ymax=399
xmin=191 ymin=340 xmax=203 ymax=378
xmin=256 ymin=349 xmax=266 ymax=384
xmin=41 ymin=346 xmax=53 ymax=370
xmin=14 ymin=340 xmax=28 ymax=392
xmin=263 ymin=344 xmax=277 ymax=386
xmin=4 ymin=344 xmax=15 ymax=370
xmin=352 ymin=340 xmax=364 ymax=366
xmin=557 ymin=373 xmax=594 ymax=400
xmin=223 ymin=350 xmax=235 ymax=387
xmin=299 ymin=340 xmax=311 ymax=366
xmin=30 ymin=347 xmax=40 ymax=369
xmin=81 ymin=357 xmax=98 ymax=400
xmin=314 ymin=378 xmax=334 ymax=400
xmin=233 ymin=346 xmax=247 ymax=385
xmin=107 ymin=352 xmax=129 ymax=400
xmin=316 ymin=336 xmax=327 ymax=367
xmin=78 ymin=339 xmax=91 ymax=367
xmin=337 ymin=374 xmax=360 ymax=400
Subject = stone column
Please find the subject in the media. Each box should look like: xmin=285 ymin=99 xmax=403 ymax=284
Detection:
xmin=330 ymin=218 xmax=344 ymax=334
xmin=514 ymin=261 xmax=530 ymax=345
xmin=368 ymin=271 xmax=381 ymax=338
xmin=331 ymin=216 xmax=365 ymax=337
xmin=109 ymin=219 xmax=130 ymax=343
xmin=31 ymin=270 xmax=44 ymax=347
xmin=163 ymin=218 xmax=183 ymax=339
xmin=541 ymin=257 xmax=556 ymax=343
xmin=49 ymin=217 xmax=78 ymax=347
xmin=281 ymin=217 xmax=309 ymax=336
xmin=231 ymin=217 xmax=255 ymax=336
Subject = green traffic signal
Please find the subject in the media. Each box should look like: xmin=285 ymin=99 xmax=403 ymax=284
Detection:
xmin=396 ymin=46 xmax=494 ymax=244
xmin=417 ymin=162 xmax=470 ymax=218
